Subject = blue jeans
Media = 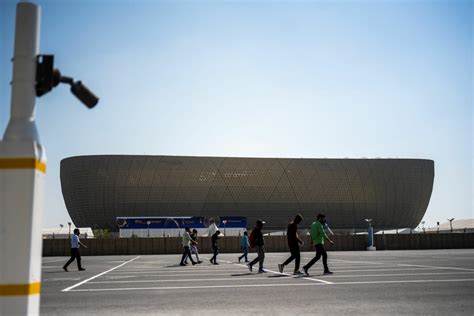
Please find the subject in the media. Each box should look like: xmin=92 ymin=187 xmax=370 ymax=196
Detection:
xmin=239 ymin=247 xmax=249 ymax=261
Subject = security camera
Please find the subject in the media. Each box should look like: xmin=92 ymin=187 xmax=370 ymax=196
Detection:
xmin=35 ymin=54 xmax=99 ymax=108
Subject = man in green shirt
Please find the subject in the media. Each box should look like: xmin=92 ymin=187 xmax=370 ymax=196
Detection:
xmin=302 ymin=213 xmax=334 ymax=276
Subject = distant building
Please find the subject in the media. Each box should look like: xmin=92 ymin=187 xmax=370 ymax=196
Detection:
xmin=425 ymin=219 xmax=474 ymax=233
xmin=42 ymin=227 xmax=93 ymax=239
xmin=60 ymin=155 xmax=434 ymax=232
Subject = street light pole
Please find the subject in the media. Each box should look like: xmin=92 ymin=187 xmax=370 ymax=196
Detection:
xmin=222 ymin=220 xmax=227 ymax=236
xmin=0 ymin=3 xmax=98 ymax=314
xmin=68 ymin=222 xmax=72 ymax=239
xmin=147 ymin=221 xmax=151 ymax=238
xmin=448 ymin=218 xmax=455 ymax=233
xmin=0 ymin=3 xmax=44 ymax=314
xmin=365 ymin=218 xmax=376 ymax=251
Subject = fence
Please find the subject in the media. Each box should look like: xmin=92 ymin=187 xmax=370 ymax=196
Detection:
xmin=42 ymin=233 xmax=474 ymax=256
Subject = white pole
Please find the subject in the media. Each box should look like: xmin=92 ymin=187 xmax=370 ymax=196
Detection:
xmin=0 ymin=2 xmax=45 ymax=315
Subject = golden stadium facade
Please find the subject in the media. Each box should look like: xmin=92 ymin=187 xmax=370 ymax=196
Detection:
xmin=60 ymin=155 xmax=434 ymax=231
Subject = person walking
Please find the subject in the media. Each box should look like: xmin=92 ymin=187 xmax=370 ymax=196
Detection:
xmin=180 ymin=227 xmax=197 ymax=266
xmin=238 ymin=231 xmax=250 ymax=263
xmin=190 ymin=229 xmax=203 ymax=264
xmin=247 ymin=219 xmax=266 ymax=273
xmin=302 ymin=213 xmax=334 ymax=276
xmin=278 ymin=214 xmax=304 ymax=275
xmin=63 ymin=228 xmax=87 ymax=272
xmin=210 ymin=230 xmax=221 ymax=264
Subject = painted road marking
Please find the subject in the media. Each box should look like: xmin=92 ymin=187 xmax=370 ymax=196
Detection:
xmin=67 ymin=278 xmax=474 ymax=292
xmin=100 ymin=271 xmax=474 ymax=280
xmin=329 ymin=258 xmax=386 ymax=265
xmin=303 ymin=271 xmax=474 ymax=278
xmin=62 ymin=256 xmax=140 ymax=292
xmin=202 ymin=256 xmax=333 ymax=284
xmin=397 ymin=263 xmax=474 ymax=272
xmin=42 ymin=266 xmax=62 ymax=269
xmin=43 ymin=278 xmax=81 ymax=281
xmin=106 ymin=273 xmax=258 ymax=278
xmin=42 ymin=258 xmax=67 ymax=263
xmin=89 ymin=277 xmax=272 ymax=284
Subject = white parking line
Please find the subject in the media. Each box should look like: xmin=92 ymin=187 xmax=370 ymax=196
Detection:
xmin=106 ymin=273 xmax=256 ymax=278
xmin=62 ymin=256 xmax=140 ymax=292
xmin=89 ymin=277 xmax=265 ymax=284
xmin=44 ymin=277 xmax=81 ymax=281
xmin=329 ymin=258 xmax=386 ymax=265
xmin=333 ymin=278 xmax=474 ymax=285
xmin=108 ymin=269 xmax=247 ymax=275
xmin=320 ymin=267 xmax=442 ymax=273
xmin=397 ymin=263 xmax=474 ymax=272
xmin=68 ymin=283 xmax=324 ymax=292
xmin=203 ymin=256 xmax=333 ymax=284
xmin=67 ymin=278 xmax=474 ymax=292
xmin=42 ymin=266 xmax=62 ymax=269
xmin=42 ymin=258 xmax=66 ymax=264
xmin=307 ymin=271 xmax=474 ymax=278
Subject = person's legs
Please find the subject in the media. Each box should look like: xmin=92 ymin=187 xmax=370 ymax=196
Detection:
xmin=303 ymin=245 xmax=322 ymax=272
xmin=186 ymin=246 xmax=196 ymax=264
xmin=210 ymin=247 xmax=217 ymax=263
xmin=320 ymin=245 xmax=330 ymax=272
xmin=294 ymin=248 xmax=301 ymax=272
xmin=238 ymin=248 xmax=244 ymax=262
xmin=282 ymin=253 xmax=296 ymax=266
xmin=180 ymin=247 xmax=188 ymax=265
xmin=76 ymin=249 xmax=83 ymax=270
xmin=192 ymin=246 xmax=201 ymax=262
xmin=244 ymin=247 xmax=248 ymax=262
xmin=63 ymin=248 xmax=77 ymax=270
xmin=257 ymin=245 xmax=265 ymax=271
xmin=248 ymin=249 xmax=260 ymax=271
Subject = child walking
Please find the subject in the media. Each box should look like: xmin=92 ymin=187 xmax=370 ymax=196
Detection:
xmin=190 ymin=229 xmax=203 ymax=264
xmin=238 ymin=231 xmax=250 ymax=263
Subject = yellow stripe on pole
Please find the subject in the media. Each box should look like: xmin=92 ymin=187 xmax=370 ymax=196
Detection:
xmin=0 ymin=158 xmax=46 ymax=173
xmin=0 ymin=282 xmax=41 ymax=296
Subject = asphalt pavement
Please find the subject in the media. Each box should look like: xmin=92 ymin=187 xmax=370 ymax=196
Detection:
xmin=40 ymin=249 xmax=474 ymax=315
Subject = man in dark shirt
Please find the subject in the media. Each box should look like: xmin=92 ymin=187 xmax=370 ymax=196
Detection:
xmin=278 ymin=214 xmax=304 ymax=274
xmin=247 ymin=219 xmax=266 ymax=273
xmin=210 ymin=230 xmax=221 ymax=265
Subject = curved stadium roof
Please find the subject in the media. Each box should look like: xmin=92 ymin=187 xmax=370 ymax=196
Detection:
xmin=60 ymin=155 xmax=434 ymax=231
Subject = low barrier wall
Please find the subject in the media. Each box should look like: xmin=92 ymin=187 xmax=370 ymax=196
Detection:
xmin=43 ymin=233 xmax=474 ymax=256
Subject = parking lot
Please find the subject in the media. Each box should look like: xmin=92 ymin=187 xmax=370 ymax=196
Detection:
xmin=41 ymin=249 xmax=474 ymax=315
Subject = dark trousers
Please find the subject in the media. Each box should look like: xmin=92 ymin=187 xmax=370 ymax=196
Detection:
xmin=304 ymin=244 xmax=329 ymax=272
xmin=210 ymin=246 xmax=219 ymax=263
xmin=64 ymin=248 xmax=82 ymax=269
xmin=180 ymin=246 xmax=196 ymax=265
xmin=249 ymin=245 xmax=265 ymax=270
xmin=282 ymin=245 xmax=300 ymax=272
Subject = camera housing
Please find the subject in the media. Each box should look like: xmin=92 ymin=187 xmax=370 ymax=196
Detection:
xmin=35 ymin=54 xmax=99 ymax=108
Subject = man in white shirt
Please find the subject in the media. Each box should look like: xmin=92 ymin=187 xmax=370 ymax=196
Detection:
xmin=180 ymin=228 xmax=197 ymax=266
xmin=63 ymin=228 xmax=87 ymax=272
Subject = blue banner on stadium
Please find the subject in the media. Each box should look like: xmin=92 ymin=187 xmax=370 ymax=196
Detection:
xmin=116 ymin=217 xmax=205 ymax=229
xmin=218 ymin=216 xmax=246 ymax=228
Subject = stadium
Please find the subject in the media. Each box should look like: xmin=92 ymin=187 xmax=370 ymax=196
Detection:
xmin=60 ymin=155 xmax=434 ymax=232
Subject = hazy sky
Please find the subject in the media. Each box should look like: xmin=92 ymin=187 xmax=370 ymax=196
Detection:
xmin=1 ymin=0 xmax=472 ymax=229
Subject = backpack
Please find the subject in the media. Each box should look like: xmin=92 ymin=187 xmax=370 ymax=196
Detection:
xmin=249 ymin=228 xmax=256 ymax=248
